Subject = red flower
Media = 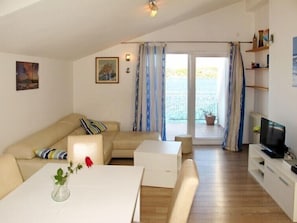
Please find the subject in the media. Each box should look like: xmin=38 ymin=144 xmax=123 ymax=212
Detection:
xmin=85 ymin=156 xmax=93 ymax=168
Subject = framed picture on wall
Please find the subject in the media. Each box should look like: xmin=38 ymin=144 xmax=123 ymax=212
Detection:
xmin=95 ymin=57 xmax=119 ymax=84
xmin=16 ymin=61 xmax=39 ymax=90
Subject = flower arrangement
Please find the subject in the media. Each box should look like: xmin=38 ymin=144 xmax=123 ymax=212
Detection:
xmin=53 ymin=156 xmax=93 ymax=186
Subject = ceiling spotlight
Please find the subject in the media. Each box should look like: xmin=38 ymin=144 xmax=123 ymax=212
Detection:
xmin=149 ymin=0 xmax=158 ymax=17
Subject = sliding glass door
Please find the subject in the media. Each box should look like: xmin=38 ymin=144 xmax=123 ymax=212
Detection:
xmin=191 ymin=56 xmax=227 ymax=144
xmin=166 ymin=54 xmax=227 ymax=144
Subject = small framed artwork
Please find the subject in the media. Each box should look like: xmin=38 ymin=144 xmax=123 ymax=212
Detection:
xmin=95 ymin=57 xmax=119 ymax=84
xmin=16 ymin=61 xmax=39 ymax=90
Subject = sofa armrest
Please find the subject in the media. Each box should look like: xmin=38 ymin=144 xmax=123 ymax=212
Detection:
xmin=102 ymin=121 xmax=120 ymax=131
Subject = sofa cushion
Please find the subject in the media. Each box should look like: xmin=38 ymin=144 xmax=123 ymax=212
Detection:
xmin=80 ymin=118 xmax=107 ymax=134
xmin=5 ymin=114 xmax=85 ymax=159
xmin=35 ymin=148 xmax=67 ymax=160
xmin=50 ymin=127 xmax=86 ymax=151
xmin=112 ymin=131 xmax=161 ymax=150
xmin=18 ymin=158 xmax=66 ymax=180
xmin=90 ymin=119 xmax=107 ymax=132
xmin=58 ymin=113 xmax=86 ymax=128
xmin=80 ymin=118 xmax=100 ymax=134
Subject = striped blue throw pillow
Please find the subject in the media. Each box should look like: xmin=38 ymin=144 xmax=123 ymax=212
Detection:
xmin=80 ymin=118 xmax=107 ymax=134
xmin=80 ymin=118 xmax=100 ymax=134
xmin=35 ymin=148 xmax=67 ymax=160
xmin=89 ymin=119 xmax=107 ymax=132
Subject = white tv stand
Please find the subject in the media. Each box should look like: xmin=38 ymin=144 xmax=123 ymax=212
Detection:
xmin=248 ymin=144 xmax=297 ymax=222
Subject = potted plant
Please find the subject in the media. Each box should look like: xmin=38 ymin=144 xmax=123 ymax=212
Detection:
xmin=202 ymin=110 xmax=216 ymax=125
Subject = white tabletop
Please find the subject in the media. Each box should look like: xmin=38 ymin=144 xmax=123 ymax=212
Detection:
xmin=0 ymin=163 xmax=144 ymax=223
xmin=135 ymin=140 xmax=181 ymax=155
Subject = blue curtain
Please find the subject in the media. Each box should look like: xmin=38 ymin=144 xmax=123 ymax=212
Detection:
xmin=222 ymin=42 xmax=245 ymax=151
xmin=133 ymin=43 xmax=167 ymax=140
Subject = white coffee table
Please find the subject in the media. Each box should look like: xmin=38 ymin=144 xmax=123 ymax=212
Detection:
xmin=134 ymin=140 xmax=182 ymax=188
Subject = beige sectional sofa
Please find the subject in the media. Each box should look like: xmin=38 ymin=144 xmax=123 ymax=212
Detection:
xmin=4 ymin=113 xmax=160 ymax=180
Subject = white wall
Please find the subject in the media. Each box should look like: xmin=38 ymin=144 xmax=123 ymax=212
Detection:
xmin=0 ymin=53 xmax=73 ymax=154
xmin=253 ymin=3 xmax=269 ymax=116
xmin=73 ymin=44 xmax=138 ymax=130
xmin=73 ymin=1 xmax=254 ymax=143
xmin=269 ymin=0 xmax=297 ymax=153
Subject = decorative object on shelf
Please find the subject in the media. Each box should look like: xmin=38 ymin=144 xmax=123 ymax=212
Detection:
xmin=16 ymin=61 xmax=39 ymax=91
xmin=149 ymin=0 xmax=158 ymax=17
xmin=258 ymin=30 xmax=264 ymax=47
xmin=252 ymin=34 xmax=257 ymax=49
xmin=251 ymin=62 xmax=260 ymax=68
xmin=252 ymin=125 xmax=260 ymax=133
xmin=263 ymin=29 xmax=269 ymax=46
xmin=51 ymin=156 xmax=93 ymax=202
xmin=95 ymin=57 xmax=119 ymax=84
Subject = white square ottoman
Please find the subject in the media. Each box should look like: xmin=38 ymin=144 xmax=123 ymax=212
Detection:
xmin=134 ymin=140 xmax=182 ymax=188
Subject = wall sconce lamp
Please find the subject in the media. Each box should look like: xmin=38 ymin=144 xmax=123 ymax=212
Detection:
xmin=125 ymin=53 xmax=131 ymax=73
xmin=125 ymin=53 xmax=131 ymax=62
xmin=149 ymin=0 xmax=158 ymax=17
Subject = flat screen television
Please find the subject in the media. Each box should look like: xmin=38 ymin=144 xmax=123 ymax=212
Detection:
xmin=260 ymin=117 xmax=287 ymax=158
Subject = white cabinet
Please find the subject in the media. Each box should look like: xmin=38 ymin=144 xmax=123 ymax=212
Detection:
xmin=248 ymin=144 xmax=297 ymax=221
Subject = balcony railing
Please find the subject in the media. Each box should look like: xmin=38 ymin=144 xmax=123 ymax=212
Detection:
xmin=165 ymin=92 xmax=217 ymax=123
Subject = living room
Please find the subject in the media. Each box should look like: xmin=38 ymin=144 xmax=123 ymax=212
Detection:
xmin=0 ymin=0 xmax=297 ymax=222
xmin=0 ymin=0 xmax=296 ymax=155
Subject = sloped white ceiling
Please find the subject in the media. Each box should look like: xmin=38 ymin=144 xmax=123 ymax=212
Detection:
xmin=0 ymin=0 xmax=241 ymax=60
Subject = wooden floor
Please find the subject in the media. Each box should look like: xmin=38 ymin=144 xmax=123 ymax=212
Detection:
xmin=111 ymin=145 xmax=293 ymax=223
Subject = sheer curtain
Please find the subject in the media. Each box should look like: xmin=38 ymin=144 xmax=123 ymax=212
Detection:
xmin=133 ymin=43 xmax=167 ymax=140
xmin=222 ymin=42 xmax=245 ymax=152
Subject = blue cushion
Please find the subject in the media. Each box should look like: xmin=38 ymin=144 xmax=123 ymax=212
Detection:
xmin=35 ymin=148 xmax=67 ymax=160
xmin=89 ymin=119 xmax=107 ymax=132
xmin=80 ymin=118 xmax=100 ymax=134
xmin=80 ymin=118 xmax=107 ymax=134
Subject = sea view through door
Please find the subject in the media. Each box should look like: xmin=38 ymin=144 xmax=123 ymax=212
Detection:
xmin=165 ymin=54 xmax=226 ymax=145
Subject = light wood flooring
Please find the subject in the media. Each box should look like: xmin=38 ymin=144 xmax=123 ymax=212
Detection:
xmin=111 ymin=145 xmax=294 ymax=223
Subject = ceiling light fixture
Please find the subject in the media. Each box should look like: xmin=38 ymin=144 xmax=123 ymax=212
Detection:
xmin=149 ymin=0 xmax=158 ymax=17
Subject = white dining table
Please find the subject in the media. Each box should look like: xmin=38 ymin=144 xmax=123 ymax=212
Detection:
xmin=0 ymin=163 xmax=144 ymax=223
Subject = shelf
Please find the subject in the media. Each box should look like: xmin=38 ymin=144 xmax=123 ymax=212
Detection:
xmin=246 ymin=85 xmax=268 ymax=90
xmin=246 ymin=67 xmax=269 ymax=70
xmin=246 ymin=46 xmax=269 ymax=52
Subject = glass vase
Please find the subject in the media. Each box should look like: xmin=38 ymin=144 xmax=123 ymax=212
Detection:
xmin=51 ymin=178 xmax=70 ymax=202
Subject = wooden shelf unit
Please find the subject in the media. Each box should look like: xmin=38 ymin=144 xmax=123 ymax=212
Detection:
xmin=246 ymin=85 xmax=268 ymax=90
xmin=246 ymin=67 xmax=269 ymax=70
xmin=246 ymin=46 xmax=269 ymax=52
xmin=245 ymin=44 xmax=269 ymax=91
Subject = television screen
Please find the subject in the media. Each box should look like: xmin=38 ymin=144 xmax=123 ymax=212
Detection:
xmin=260 ymin=117 xmax=286 ymax=158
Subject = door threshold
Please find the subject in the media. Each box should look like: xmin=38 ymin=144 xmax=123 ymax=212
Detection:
xmin=193 ymin=137 xmax=223 ymax=145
